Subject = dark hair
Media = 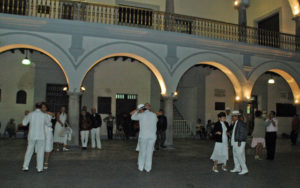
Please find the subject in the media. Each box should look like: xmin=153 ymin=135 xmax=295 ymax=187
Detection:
xmin=159 ymin=109 xmax=164 ymax=113
xmin=270 ymin=111 xmax=276 ymax=116
xmin=35 ymin=102 xmax=42 ymax=109
xmin=255 ymin=110 xmax=262 ymax=117
xmin=218 ymin=112 xmax=226 ymax=118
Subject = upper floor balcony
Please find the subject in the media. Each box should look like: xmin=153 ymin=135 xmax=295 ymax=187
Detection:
xmin=1 ymin=0 xmax=300 ymax=52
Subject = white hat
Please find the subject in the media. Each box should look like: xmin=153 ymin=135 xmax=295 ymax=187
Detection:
xmin=232 ymin=110 xmax=240 ymax=115
xmin=225 ymin=107 xmax=231 ymax=110
xmin=138 ymin=104 xmax=145 ymax=109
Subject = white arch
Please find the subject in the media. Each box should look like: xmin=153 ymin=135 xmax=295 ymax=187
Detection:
xmin=76 ymin=42 xmax=169 ymax=95
xmin=248 ymin=61 xmax=300 ymax=103
xmin=172 ymin=52 xmax=247 ymax=99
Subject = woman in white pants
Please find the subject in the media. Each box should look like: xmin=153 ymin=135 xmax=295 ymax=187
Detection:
xmin=41 ymin=103 xmax=55 ymax=169
xmin=53 ymin=106 xmax=68 ymax=151
xmin=80 ymin=110 xmax=91 ymax=149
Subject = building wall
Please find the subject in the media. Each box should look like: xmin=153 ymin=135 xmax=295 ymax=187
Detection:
xmin=0 ymin=51 xmax=35 ymax=134
xmin=92 ymin=59 xmax=155 ymax=135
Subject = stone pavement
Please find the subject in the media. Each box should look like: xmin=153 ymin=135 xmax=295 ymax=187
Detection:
xmin=0 ymin=138 xmax=299 ymax=188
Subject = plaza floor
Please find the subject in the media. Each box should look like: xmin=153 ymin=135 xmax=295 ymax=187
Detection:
xmin=0 ymin=138 xmax=299 ymax=188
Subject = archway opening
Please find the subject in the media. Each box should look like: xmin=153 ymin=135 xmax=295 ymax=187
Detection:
xmin=0 ymin=47 xmax=69 ymax=135
xmin=250 ymin=70 xmax=299 ymax=135
xmin=174 ymin=62 xmax=240 ymax=138
xmin=80 ymin=54 xmax=165 ymax=139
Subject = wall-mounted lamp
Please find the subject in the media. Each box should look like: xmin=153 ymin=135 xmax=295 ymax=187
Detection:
xmin=295 ymin=99 xmax=299 ymax=104
xmin=235 ymin=96 xmax=241 ymax=101
xmin=246 ymin=96 xmax=250 ymax=100
xmin=80 ymin=86 xmax=86 ymax=92
xmin=63 ymin=86 xmax=68 ymax=91
xmin=22 ymin=50 xmax=31 ymax=65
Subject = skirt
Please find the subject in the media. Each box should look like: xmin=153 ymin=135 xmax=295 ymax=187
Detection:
xmin=210 ymin=142 xmax=228 ymax=164
xmin=45 ymin=127 xmax=53 ymax=152
xmin=251 ymin=137 xmax=265 ymax=148
xmin=53 ymin=123 xmax=65 ymax=144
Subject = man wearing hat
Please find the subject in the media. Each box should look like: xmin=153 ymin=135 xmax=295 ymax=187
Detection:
xmin=230 ymin=110 xmax=248 ymax=175
xmin=131 ymin=103 xmax=157 ymax=172
xmin=225 ymin=107 xmax=232 ymax=124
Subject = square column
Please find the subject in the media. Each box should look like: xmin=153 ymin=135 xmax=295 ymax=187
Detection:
xmin=163 ymin=96 xmax=175 ymax=147
xmin=68 ymin=91 xmax=81 ymax=146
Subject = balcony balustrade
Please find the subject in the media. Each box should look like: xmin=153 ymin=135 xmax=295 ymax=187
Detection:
xmin=1 ymin=0 xmax=299 ymax=52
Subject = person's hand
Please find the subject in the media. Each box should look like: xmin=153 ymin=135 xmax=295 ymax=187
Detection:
xmin=216 ymin=131 xmax=222 ymax=135
xmin=238 ymin=142 xmax=241 ymax=147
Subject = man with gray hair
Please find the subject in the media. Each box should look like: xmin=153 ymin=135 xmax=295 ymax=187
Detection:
xmin=230 ymin=110 xmax=248 ymax=175
xmin=131 ymin=103 xmax=157 ymax=172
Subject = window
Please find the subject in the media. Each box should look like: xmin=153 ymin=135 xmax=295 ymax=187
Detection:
xmin=62 ymin=3 xmax=73 ymax=20
xmin=16 ymin=90 xmax=27 ymax=104
xmin=46 ymin=84 xmax=69 ymax=113
xmin=276 ymin=103 xmax=296 ymax=117
xmin=118 ymin=6 xmax=153 ymax=26
xmin=0 ymin=0 xmax=26 ymax=15
xmin=97 ymin=97 xmax=112 ymax=114
xmin=215 ymin=102 xmax=225 ymax=111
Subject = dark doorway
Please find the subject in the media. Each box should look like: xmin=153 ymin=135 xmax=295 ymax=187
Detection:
xmin=116 ymin=93 xmax=137 ymax=126
xmin=0 ymin=0 xmax=26 ymax=15
xmin=46 ymin=84 xmax=69 ymax=114
xmin=62 ymin=3 xmax=73 ymax=20
xmin=257 ymin=13 xmax=280 ymax=48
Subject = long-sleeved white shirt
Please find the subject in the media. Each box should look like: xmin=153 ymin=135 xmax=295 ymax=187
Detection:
xmin=23 ymin=109 xmax=52 ymax=140
xmin=131 ymin=110 xmax=157 ymax=139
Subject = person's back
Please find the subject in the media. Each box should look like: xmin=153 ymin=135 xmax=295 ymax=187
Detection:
xmin=24 ymin=109 xmax=47 ymax=140
xmin=252 ymin=117 xmax=266 ymax=138
xmin=139 ymin=110 xmax=157 ymax=139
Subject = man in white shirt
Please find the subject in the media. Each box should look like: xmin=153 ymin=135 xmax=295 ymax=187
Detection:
xmin=265 ymin=111 xmax=278 ymax=160
xmin=230 ymin=110 xmax=248 ymax=175
xmin=22 ymin=102 xmax=52 ymax=172
xmin=225 ymin=107 xmax=232 ymax=124
xmin=131 ymin=104 xmax=157 ymax=172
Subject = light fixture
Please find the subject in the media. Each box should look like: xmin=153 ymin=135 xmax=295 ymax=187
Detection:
xmin=80 ymin=86 xmax=86 ymax=92
xmin=172 ymin=91 xmax=178 ymax=97
xmin=246 ymin=96 xmax=250 ymax=100
xmin=268 ymin=78 xmax=275 ymax=84
xmin=22 ymin=49 xmax=31 ymax=65
xmin=235 ymin=96 xmax=240 ymax=101
xmin=234 ymin=0 xmax=239 ymax=6
xmin=63 ymin=86 xmax=68 ymax=91
xmin=295 ymin=99 xmax=299 ymax=104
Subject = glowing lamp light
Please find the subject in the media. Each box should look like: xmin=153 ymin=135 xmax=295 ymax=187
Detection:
xmin=268 ymin=78 xmax=275 ymax=84
xmin=295 ymin=99 xmax=299 ymax=104
xmin=80 ymin=86 xmax=86 ymax=92
xmin=294 ymin=5 xmax=300 ymax=15
xmin=22 ymin=58 xmax=31 ymax=65
xmin=235 ymin=96 xmax=241 ymax=101
xmin=63 ymin=86 xmax=68 ymax=91
xmin=172 ymin=91 xmax=178 ymax=97
xmin=234 ymin=0 xmax=239 ymax=6
xmin=246 ymin=96 xmax=250 ymax=100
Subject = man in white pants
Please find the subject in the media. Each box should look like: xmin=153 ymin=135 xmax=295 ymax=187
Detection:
xmin=90 ymin=108 xmax=102 ymax=149
xmin=131 ymin=104 xmax=157 ymax=172
xmin=230 ymin=110 xmax=248 ymax=175
xmin=22 ymin=102 xmax=52 ymax=172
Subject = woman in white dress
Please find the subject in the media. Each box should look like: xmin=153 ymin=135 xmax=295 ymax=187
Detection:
xmin=41 ymin=103 xmax=55 ymax=169
xmin=53 ymin=106 xmax=69 ymax=151
xmin=210 ymin=112 xmax=229 ymax=173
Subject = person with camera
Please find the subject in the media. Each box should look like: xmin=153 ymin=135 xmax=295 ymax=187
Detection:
xmin=131 ymin=104 xmax=157 ymax=173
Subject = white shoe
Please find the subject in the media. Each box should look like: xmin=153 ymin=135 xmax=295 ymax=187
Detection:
xmin=222 ymin=166 xmax=228 ymax=172
xmin=212 ymin=167 xmax=219 ymax=173
xmin=138 ymin=168 xmax=143 ymax=172
xmin=22 ymin=167 xmax=29 ymax=171
xmin=37 ymin=169 xmax=43 ymax=173
xmin=63 ymin=147 xmax=69 ymax=151
xmin=238 ymin=170 xmax=248 ymax=175
xmin=230 ymin=169 xmax=241 ymax=173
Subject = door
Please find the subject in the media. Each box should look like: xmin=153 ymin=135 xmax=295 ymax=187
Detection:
xmin=115 ymin=94 xmax=137 ymax=128
xmin=258 ymin=13 xmax=280 ymax=48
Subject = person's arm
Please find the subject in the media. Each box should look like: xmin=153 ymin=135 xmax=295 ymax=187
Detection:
xmin=131 ymin=109 xmax=140 ymax=121
xmin=22 ymin=114 xmax=30 ymax=126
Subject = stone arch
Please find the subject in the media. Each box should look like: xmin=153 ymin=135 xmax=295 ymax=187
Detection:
xmin=77 ymin=42 xmax=169 ymax=95
xmin=172 ymin=52 xmax=246 ymax=99
xmin=0 ymin=32 xmax=73 ymax=87
xmin=248 ymin=61 xmax=300 ymax=102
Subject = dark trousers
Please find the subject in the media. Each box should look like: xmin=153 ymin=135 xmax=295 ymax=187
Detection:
xmin=291 ymin=130 xmax=298 ymax=145
xmin=266 ymin=132 xmax=277 ymax=160
xmin=107 ymin=126 xmax=113 ymax=140
xmin=155 ymin=130 xmax=166 ymax=149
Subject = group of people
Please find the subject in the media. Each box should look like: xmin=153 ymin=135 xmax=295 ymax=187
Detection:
xmin=210 ymin=108 xmax=280 ymax=175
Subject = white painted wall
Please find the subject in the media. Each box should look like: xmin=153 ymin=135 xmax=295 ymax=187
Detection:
xmin=0 ymin=51 xmax=35 ymax=134
xmin=92 ymin=58 xmax=156 ymax=135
